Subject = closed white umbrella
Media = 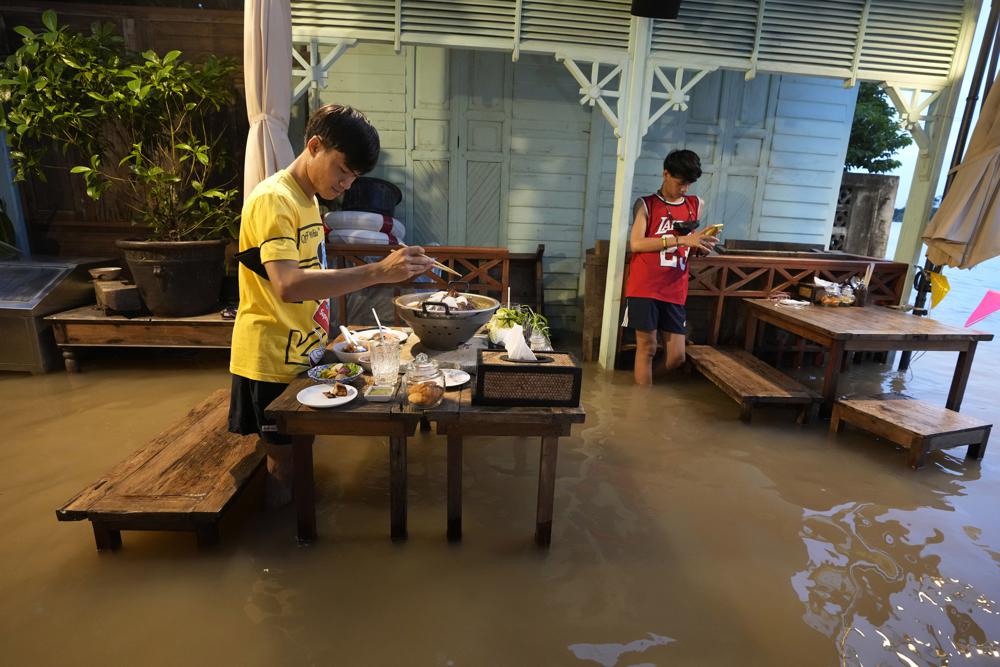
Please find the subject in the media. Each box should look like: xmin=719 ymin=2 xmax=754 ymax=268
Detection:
xmin=243 ymin=0 xmax=296 ymax=199
xmin=923 ymin=74 xmax=1000 ymax=269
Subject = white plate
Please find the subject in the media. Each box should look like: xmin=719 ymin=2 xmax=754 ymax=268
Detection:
xmin=297 ymin=383 xmax=358 ymax=408
xmin=442 ymin=368 xmax=471 ymax=388
xmin=354 ymin=328 xmax=408 ymax=344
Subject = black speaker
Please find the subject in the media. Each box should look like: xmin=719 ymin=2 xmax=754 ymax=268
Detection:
xmin=631 ymin=0 xmax=682 ymax=20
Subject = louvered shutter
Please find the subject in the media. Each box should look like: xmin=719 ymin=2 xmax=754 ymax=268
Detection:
xmin=652 ymin=0 xmax=758 ymax=61
xmin=859 ymin=0 xmax=965 ymax=80
xmin=292 ymin=0 xmax=396 ymax=39
xmin=519 ymin=0 xmax=631 ymax=51
xmin=757 ymin=0 xmax=865 ymax=74
xmin=401 ymin=0 xmax=516 ymax=43
xmin=289 ymin=0 xmax=971 ymax=86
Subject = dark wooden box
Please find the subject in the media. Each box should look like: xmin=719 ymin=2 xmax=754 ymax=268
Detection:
xmin=473 ymin=349 xmax=582 ymax=407
xmin=796 ymin=282 xmax=823 ymax=303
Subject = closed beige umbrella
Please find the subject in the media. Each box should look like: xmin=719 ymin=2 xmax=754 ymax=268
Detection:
xmin=243 ymin=0 xmax=296 ymax=199
xmin=923 ymin=74 xmax=1000 ymax=269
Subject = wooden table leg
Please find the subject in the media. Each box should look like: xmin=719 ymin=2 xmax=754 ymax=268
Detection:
xmin=389 ymin=436 xmax=408 ymax=542
xmin=293 ymin=436 xmax=316 ymax=544
xmin=535 ymin=436 xmax=559 ymax=548
xmin=92 ymin=522 xmax=121 ymax=552
xmin=63 ymin=349 xmax=79 ymax=373
xmin=447 ymin=433 xmax=463 ymax=542
xmin=820 ymin=340 xmax=845 ymax=417
xmin=967 ymin=425 xmax=991 ymax=460
xmin=946 ymin=342 xmax=978 ymax=412
xmin=744 ymin=312 xmax=759 ymax=353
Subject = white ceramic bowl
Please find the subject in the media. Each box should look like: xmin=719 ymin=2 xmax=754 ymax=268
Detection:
xmin=332 ymin=339 xmax=370 ymax=365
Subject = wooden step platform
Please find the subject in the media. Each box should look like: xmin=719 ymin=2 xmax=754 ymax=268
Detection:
xmin=686 ymin=345 xmax=819 ymax=423
xmin=57 ymin=389 xmax=264 ymax=550
xmin=831 ymin=398 xmax=991 ymax=469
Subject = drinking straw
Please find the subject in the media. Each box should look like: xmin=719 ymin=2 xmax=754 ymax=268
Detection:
xmin=507 ymin=286 xmax=511 ymax=309
xmin=372 ymin=308 xmax=386 ymax=343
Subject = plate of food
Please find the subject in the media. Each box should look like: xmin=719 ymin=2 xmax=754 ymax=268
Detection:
xmin=307 ymin=362 xmax=363 ymax=384
xmin=297 ymin=382 xmax=358 ymax=408
xmin=353 ymin=328 xmax=409 ymax=344
xmin=442 ymin=368 xmax=471 ymax=388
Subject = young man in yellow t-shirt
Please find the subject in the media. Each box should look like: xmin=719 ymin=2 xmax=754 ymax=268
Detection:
xmin=229 ymin=104 xmax=434 ymax=505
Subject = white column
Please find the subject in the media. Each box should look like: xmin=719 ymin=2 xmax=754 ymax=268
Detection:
xmin=892 ymin=93 xmax=956 ymax=292
xmin=891 ymin=1 xmax=979 ymax=298
xmin=598 ymin=16 xmax=653 ymax=369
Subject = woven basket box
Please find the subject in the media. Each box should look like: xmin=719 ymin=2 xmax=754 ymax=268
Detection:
xmin=473 ymin=350 xmax=582 ymax=407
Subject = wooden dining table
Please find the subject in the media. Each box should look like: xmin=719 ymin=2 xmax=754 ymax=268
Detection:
xmin=743 ymin=299 xmax=994 ymax=413
xmin=265 ymin=330 xmax=586 ymax=546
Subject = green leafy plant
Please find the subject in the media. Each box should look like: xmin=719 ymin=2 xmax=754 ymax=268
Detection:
xmin=487 ymin=305 xmax=550 ymax=343
xmin=0 ymin=10 xmax=239 ymax=241
xmin=846 ymin=82 xmax=913 ymax=174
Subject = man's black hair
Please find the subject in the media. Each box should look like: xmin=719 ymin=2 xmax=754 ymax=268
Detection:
xmin=305 ymin=104 xmax=380 ymax=175
xmin=663 ymin=149 xmax=702 ymax=183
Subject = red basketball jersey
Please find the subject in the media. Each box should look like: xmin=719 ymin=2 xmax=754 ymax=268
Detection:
xmin=624 ymin=193 xmax=701 ymax=305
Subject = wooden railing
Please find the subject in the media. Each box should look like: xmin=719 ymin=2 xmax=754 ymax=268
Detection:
xmin=582 ymin=245 xmax=908 ymax=365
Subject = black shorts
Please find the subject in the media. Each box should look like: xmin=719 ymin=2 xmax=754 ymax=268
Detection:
xmin=228 ymin=375 xmax=292 ymax=445
xmin=624 ymin=297 xmax=686 ymax=334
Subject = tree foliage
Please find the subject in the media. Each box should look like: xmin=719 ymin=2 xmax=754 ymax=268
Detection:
xmin=845 ymin=82 xmax=913 ymax=174
xmin=0 ymin=11 xmax=239 ymax=241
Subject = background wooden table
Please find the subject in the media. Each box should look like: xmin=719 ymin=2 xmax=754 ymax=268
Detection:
xmin=743 ymin=299 xmax=994 ymax=412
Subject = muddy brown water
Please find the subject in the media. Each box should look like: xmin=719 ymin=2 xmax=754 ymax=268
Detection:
xmin=2 ymin=286 xmax=999 ymax=665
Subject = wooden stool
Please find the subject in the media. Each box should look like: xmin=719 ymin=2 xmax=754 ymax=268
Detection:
xmin=830 ymin=398 xmax=991 ymax=469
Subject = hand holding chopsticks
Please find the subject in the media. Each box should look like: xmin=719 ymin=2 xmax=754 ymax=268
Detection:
xmin=396 ymin=241 xmax=463 ymax=277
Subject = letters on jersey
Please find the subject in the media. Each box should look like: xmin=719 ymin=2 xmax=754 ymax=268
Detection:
xmin=624 ymin=193 xmax=701 ymax=306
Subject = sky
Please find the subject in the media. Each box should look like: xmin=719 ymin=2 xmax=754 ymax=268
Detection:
xmin=891 ymin=2 xmax=991 ymax=203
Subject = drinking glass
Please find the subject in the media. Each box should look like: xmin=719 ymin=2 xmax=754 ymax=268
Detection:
xmin=370 ymin=338 xmax=401 ymax=386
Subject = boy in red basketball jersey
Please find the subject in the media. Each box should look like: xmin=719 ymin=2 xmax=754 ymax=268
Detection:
xmin=623 ymin=150 xmax=718 ymax=385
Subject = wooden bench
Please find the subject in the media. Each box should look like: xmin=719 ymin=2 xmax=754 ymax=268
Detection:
xmin=830 ymin=398 xmax=991 ymax=469
xmin=56 ymin=389 xmax=264 ymax=550
xmin=686 ymin=345 xmax=819 ymax=423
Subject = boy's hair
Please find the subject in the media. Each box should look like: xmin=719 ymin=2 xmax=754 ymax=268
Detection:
xmin=663 ymin=149 xmax=702 ymax=183
xmin=305 ymin=104 xmax=380 ymax=174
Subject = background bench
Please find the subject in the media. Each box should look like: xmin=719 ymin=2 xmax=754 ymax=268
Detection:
xmin=687 ymin=345 xmax=819 ymax=423
xmin=56 ymin=389 xmax=264 ymax=550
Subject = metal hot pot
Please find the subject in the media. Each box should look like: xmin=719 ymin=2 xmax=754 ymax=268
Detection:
xmin=393 ymin=284 xmax=500 ymax=350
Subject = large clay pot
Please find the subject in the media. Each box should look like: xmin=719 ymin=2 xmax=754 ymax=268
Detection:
xmin=116 ymin=239 xmax=227 ymax=317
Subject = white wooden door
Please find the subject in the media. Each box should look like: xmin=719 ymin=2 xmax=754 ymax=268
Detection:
xmin=448 ymin=50 xmax=511 ymax=247
xmin=408 ymin=48 xmax=510 ymax=247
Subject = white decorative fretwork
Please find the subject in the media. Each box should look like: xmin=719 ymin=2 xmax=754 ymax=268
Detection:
xmin=554 ymin=53 xmax=627 ymax=137
xmin=291 ymin=37 xmax=357 ymax=110
xmin=883 ymin=83 xmax=945 ymax=154
xmin=645 ymin=65 xmax=718 ymax=132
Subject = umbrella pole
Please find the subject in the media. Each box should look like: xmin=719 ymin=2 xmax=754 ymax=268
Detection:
xmin=904 ymin=0 xmax=1000 ymax=369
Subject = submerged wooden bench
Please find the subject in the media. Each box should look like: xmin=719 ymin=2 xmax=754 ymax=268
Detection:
xmin=56 ymin=389 xmax=264 ymax=551
xmin=831 ymin=398 xmax=991 ymax=469
xmin=687 ymin=345 xmax=819 ymax=424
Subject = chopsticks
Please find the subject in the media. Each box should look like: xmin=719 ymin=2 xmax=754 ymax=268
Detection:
xmin=396 ymin=241 xmax=463 ymax=278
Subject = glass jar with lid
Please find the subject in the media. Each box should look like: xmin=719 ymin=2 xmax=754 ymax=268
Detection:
xmin=404 ymin=353 xmax=445 ymax=408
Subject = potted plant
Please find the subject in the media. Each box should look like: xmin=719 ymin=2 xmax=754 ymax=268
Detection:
xmin=0 ymin=11 xmax=240 ymax=316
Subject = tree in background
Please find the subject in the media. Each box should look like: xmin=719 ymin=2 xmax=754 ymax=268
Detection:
xmin=846 ymin=82 xmax=912 ymax=173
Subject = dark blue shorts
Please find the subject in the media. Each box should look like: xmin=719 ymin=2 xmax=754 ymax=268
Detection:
xmin=624 ymin=297 xmax=686 ymax=334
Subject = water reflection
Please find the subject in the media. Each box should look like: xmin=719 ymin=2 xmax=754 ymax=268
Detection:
xmin=568 ymin=633 xmax=675 ymax=666
xmin=793 ymin=502 xmax=1000 ymax=664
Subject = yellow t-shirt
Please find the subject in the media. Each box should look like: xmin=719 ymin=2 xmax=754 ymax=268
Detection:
xmin=229 ymin=170 xmax=330 ymax=383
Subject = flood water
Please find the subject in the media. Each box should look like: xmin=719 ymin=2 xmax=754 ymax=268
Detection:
xmin=2 ymin=256 xmax=999 ymax=665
